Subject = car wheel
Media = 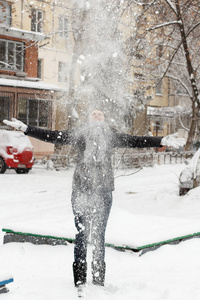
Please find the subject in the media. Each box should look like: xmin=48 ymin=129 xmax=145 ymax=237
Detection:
xmin=0 ymin=157 xmax=7 ymax=174
xmin=179 ymin=187 xmax=190 ymax=196
xmin=15 ymin=168 xmax=30 ymax=174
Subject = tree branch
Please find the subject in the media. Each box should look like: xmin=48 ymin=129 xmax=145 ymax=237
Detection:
xmin=147 ymin=20 xmax=182 ymax=31
xmin=166 ymin=74 xmax=192 ymax=98
xmin=135 ymin=0 xmax=158 ymax=21
xmin=179 ymin=115 xmax=190 ymax=132
xmin=155 ymin=40 xmax=183 ymax=83
xmin=186 ymin=22 xmax=200 ymax=37
xmin=164 ymin=0 xmax=177 ymax=16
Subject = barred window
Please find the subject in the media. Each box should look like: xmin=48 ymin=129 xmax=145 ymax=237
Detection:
xmin=0 ymin=39 xmax=24 ymax=71
xmin=31 ymin=9 xmax=43 ymax=33
xmin=37 ymin=59 xmax=42 ymax=79
xmin=0 ymin=95 xmax=10 ymax=126
xmin=154 ymin=121 xmax=163 ymax=136
xmin=58 ymin=15 xmax=68 ymax=38
xmin=58 ymin=62 xmax=67 ymax=82
xmin=155 ymin=80 xmax=163 ymax=95
xmin=18 ymin=97 xmax=52 ymax=128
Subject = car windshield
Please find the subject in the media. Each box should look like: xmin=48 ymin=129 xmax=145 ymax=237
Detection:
xmin=10 ymin=133 xmax=32 ymax=147
xmin=0 ymin=131 xmax=32 ymax=148
xmin=1 ymin=134 xmax=9 ymax=143
xmin=11 ymin=134 xmax=28 ymax=144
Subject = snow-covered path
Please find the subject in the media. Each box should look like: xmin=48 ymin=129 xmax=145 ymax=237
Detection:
xmin=1 ymin=163 xmax=200 ymax=299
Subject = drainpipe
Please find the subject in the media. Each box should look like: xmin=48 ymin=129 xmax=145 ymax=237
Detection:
xmin=21 ymin=0 xmax=24 ymax=29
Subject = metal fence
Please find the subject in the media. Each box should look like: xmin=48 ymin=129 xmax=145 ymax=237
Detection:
xmin=37 ymin=149 xmax=194 ymax=170
xmin=112 ymin=149 xmax=194 ymax=169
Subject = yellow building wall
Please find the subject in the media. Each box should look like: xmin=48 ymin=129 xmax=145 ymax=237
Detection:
xmin=11 ymin=0 xmax=73 ymax=84
xmin=9 ymin=0 xmax=75 ymax=156
xmin=149 ymin=77 xmax=169 ymax=107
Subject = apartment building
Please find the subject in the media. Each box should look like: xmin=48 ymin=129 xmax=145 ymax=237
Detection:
xmin=0 ymin=0 xmax=72 ymax=157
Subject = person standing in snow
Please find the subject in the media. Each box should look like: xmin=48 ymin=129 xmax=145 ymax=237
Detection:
xmin=3 ymin=111 xmax=184 ymax=289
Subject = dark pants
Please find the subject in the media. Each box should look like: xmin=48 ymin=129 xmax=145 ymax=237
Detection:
xmin=71 ymin=189 xmax=112 ymax=263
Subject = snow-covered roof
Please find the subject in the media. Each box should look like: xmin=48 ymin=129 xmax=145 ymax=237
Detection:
xmin=0 ymin=78 xmax=67 ymax=92
xmin=147 ymin=105 xmax=189 ymax=117
xmin=0 ymin=26 xmax=45 ymax=42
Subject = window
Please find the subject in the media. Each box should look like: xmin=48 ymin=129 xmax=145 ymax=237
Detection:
xmin=31 ymin=9 xmax=43 ymax=33
xmin=134 ymin=73 xmax=144 ymax=80
xmin=154 ymin=121 xmax=162 ymax=136
xmin=141 ymin=0 xmax=148 ymax=6
xmin=0 ymin=39 xmax=24 ymax=71
xmin=18 ymin=97 xmax=52 ymax=128
xmin=37 ymin=59 xmax=42 ymax=79
xmin=155 ymin=80 xmax=163 ymax=95
xmin=58 ymin=62 xmax=67 ymax=82
xmin=133 ymin=50 xmax=143 ymax=60
xmin=156 ymin=45 xmax=163 ymax=58
xmin=0 ymin=95 xmax=10 ymax=126
xmin=124 ymin=113 xmax=132 ymax=129
xmin=58 ymin=15 xmax=68 ymax=38
xmin=176 ymin=82 xmax=187 ymax=95
xmin=0 ymin=1 xmax=11 ymax=27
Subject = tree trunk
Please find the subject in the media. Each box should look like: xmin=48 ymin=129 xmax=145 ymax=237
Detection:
xmin=175 ymin=0 xmax=199 ymax=149
xmin=185 ymin=100 xmax=196 ymax=151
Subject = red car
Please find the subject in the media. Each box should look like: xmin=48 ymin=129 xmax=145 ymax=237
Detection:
xmin=0 ymin=130 xmax=34 ymax=174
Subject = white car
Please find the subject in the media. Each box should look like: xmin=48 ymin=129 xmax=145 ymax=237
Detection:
xmin=179 ymin=149 xmax=200 ymax=195
xmin=0 ymin=130 xmax=34 ymax=174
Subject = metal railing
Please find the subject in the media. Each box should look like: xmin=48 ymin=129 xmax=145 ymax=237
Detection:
xmin=35 ymin=150 xmax=194 ymax=170
xmin=112 ymin=149 xmax=194 ymax=169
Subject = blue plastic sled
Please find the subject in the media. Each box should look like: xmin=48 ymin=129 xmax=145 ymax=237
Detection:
xmin=0 ymin=278 xmax=14 ymax=294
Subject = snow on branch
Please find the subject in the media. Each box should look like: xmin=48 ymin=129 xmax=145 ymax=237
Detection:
xmin=179 ymin=115 xmax=190 ymax=132
xmin=186 ymin=22 xmax=200 ymax=37
xmin=154 ymin=39 xmax=183 ymax=80
xmin=167 ymin=74 xmax=192 ymax=98
xmin=129 ymin=0 xmax=155 ymax=6
xmin=135 ymin=0 xmax=158 ymax=21
xmin=147 ymin=20 xmax=182 ymax=31
xmin=165 ymin=0 xmax=177 ymax=15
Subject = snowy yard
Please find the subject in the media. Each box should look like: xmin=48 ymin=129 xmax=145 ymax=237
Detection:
xmin=1 ymin=162 xmax=200 ymax=299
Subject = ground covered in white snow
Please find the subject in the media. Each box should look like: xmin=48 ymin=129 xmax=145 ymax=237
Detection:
xmin=1 ymin=162 xmax=200 ymax=299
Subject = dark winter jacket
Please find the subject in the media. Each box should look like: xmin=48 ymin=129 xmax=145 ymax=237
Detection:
xmin=25 ymin=125 xmax=162 ymax=192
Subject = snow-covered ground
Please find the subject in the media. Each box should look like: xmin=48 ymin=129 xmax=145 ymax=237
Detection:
xmin=1 ymin=162 xmax=200 ymax=299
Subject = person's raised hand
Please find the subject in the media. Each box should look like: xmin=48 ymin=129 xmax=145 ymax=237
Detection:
xmin=161 ymin=133 xmax=185 ymax=149
xmin=3 ymin=118 xmax=28 ymax=132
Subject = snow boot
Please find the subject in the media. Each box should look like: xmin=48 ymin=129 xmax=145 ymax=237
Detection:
xmin=73 ymin=261 xmax=87 ymax=287
xmin=92 ymin=261 xmax=106 ymax=286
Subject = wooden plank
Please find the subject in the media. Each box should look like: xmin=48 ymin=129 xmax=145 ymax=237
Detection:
xmin=3 ymin=228 xmax=200 ymax=255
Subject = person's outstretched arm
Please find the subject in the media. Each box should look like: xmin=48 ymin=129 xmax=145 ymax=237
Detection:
xmin=3 ymin=118 xmax=73 ymax=145
xmin=114 ymin=133 xmax=163 ymax=148
xmin=114 ymin=132 xmax=185 ymax=149
xmin=24 ymin=125 xmax=73 ymax=145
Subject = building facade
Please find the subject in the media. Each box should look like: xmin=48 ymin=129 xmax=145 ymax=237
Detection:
xmin=0 ymin=0 xmax=191 ymax=161
xmin=0 ymin=0 xmax=72 ymax=157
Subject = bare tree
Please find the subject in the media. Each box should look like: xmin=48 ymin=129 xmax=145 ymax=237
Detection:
xmin=133 ymin=0 xmax=200 ymax=149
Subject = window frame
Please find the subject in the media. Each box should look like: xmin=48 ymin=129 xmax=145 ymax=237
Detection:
xmin=31 ymin=9 xmax=44 ymax=33
xmin=37 ymin=58 xmax=42 ymax=79
xmin=58 ymin=61 xmax=67 ymax=83
xmin=18 ymin=96 xmax=52 ymax=128
xmin=0 ymin=95 xmax=10 ymax=126
xmin=58 ymin=15 xmax=68 ymax=38
xmin=155 ymin=80 xmax=163 ymax=95
xmin=154 ymin=120 xmax=163 ymax=135
xmin=0 ymin=39 xmax=25 ymax=71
